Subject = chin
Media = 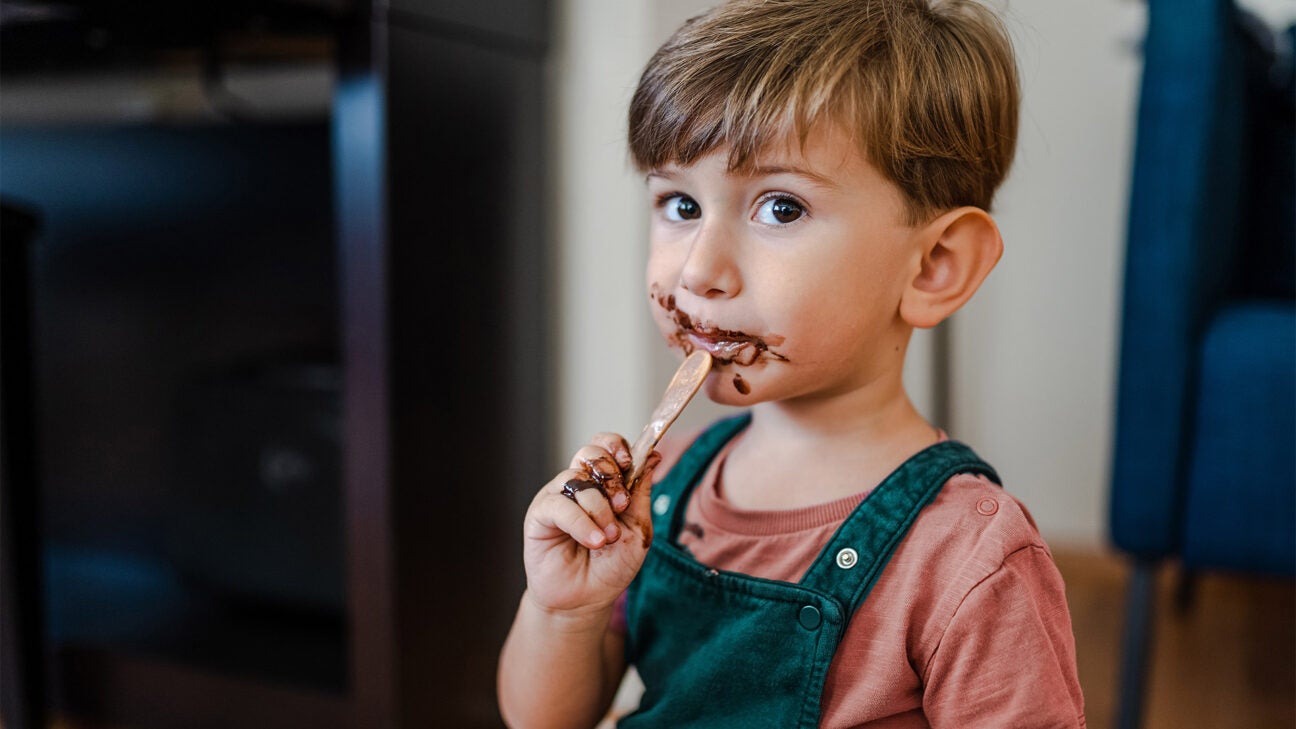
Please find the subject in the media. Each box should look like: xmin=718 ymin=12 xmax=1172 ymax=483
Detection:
xmin=702 ymin=368 xmax=762 ymax=406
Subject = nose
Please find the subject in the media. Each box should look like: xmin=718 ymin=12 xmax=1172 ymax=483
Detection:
xmin=679 ymin=220 xmax=741 ymax=299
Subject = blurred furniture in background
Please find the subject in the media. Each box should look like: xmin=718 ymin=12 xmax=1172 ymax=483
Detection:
xmin=1109 ymin=1 xmax=1295 ymax=728
xmin=1 ymin=202 xmax=46 ymax=729
xmin=0 ymin=1 xmax=548 ymax=727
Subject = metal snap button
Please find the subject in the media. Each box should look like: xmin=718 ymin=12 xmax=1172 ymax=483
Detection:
xmin=976 ymin=498 xmax=999 ymax=516
xmin=835 ymin=547 xmax=859 ymax=570
xmin=798 ymin=605 xmax=822 ymax=630
xmin=653 ymin=494 xmax=672 ymax=516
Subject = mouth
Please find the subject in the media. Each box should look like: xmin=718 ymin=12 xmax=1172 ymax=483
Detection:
xmin=685 ymin=332 xmax=780 ymax=366
xmin=651 ymin=286 xmax=789 ymax=367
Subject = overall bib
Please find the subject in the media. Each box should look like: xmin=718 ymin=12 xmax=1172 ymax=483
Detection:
xmin=622 ymin=414 xmax=1000 ymax=728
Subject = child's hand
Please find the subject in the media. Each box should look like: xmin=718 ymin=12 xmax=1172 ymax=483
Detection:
xmin=522 ymin=432 xmax=662 ymax=616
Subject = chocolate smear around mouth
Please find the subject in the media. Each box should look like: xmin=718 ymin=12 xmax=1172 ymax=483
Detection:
xmin=732 ymin=373 xmax=751 ymax=395
xmin=651 ymin=286 xmax=789 ymax=367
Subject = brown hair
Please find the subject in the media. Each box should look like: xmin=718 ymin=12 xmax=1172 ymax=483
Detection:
xmin=628 ymin=0 xmax=1020 ymax=225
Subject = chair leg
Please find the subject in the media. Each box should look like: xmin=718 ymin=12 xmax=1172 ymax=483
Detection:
xmin=1115 ymin=558 xmax=1159 ymax=729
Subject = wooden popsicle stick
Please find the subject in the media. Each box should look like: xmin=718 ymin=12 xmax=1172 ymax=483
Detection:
xmin=626 ymin=350 xmax=713 ymax=491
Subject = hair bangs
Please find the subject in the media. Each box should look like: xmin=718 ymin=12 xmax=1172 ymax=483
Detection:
xmin=629 ymin=0 xmax=1019 ymax=224
xmin=628 ymin=6 xmax=858 ymax=175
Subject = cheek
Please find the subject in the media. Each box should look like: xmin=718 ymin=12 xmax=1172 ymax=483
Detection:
xmin=645 ymin=243 xmax=682 ymax=305
xmin=701 ymin=372 xmax=742 ymax=404
xmin=644 ymin=260 xmax=680 ymax=343
xmin=645 ymin=240 xmax=680 ymax=287
xmin=645 ymin=255 xmax=666 ymax=293
xmin=772 ymin=272 xmax=897 ymax=363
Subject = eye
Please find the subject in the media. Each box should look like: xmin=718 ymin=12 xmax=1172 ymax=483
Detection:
xmin=663 ymin=195 xmax=701 ymax=222
xmin=754 ymin=196 xmax=806 ymax=225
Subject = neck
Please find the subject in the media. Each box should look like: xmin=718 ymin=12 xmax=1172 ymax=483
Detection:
xmin=723 ymin=360 xmax=939 ymax=509
xmin=755 ymin=352 xmax=932 ymax=442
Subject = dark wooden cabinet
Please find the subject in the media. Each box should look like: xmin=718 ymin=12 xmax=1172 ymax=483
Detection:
xmin=339 ymin=4 xmax=549 ymax=726
xmin=0 ymin=2 xmax=548 ymax=727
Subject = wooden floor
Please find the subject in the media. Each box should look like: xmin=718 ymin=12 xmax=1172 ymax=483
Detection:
xmin=1053 ymin=548 xmax=1295 ymax=729
xmin=43 ymin=549 xmax=1296 ymax=729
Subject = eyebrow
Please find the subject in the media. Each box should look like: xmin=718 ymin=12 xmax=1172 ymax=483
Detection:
xmin=747 ymin=165 xmax=839 ymax=190
xmin=645 ymin=165 xmax=838 ymax=190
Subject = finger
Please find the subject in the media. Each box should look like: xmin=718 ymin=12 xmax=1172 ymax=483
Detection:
xmin=568 ymin=477 xmax=621 ymax=543
xmin=623 ymin=450 xmax=663 ymax=531
xmin=602 ymin=478 xmax=631 ymax=514
xmin=590 ymin=432 xmax=634 ymax=473
xmin=570 ymin=446 xmax=623 ymax=482
xmin=529 ymin=484 xmax=610 ymax=551
xmin=543 ymin=467 xmax=592 ymax=496
xmin=547 ymin=468 xmax=621 ymax=543
xmin=626 ymin=444 xmax=663 ymax=493
xmin=570 ymin=445 xmax=630 ymax=512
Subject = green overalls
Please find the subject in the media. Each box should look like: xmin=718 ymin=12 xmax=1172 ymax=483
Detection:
xmin=622 ymin=414 xmax=1000 ymax=728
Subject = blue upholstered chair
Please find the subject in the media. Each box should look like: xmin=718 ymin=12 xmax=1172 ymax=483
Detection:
xmin=1109 ymin=1 xmax=1295 ymax=728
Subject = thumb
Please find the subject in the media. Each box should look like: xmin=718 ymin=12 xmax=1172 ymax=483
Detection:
xmin=624 ymin=449 xmax=663 ymax=531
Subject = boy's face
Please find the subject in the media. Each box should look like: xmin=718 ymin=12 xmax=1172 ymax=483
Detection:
xmin=645 ymin=125 xmax=922 ymax=406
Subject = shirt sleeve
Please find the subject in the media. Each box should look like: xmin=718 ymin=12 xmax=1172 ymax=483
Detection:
xmin=921 ymin=544 xmax=1087 ymax=729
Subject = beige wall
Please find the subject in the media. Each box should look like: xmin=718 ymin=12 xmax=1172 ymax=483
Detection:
xmin=949 ymin=2 xmax=1145 ymax=547
xmin=549 ymin=0 xmax=1153 ymax=548
xmin=548 ymin=0 xmax=656 ymax=455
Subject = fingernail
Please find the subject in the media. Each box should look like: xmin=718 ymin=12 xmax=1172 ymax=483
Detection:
xmin=589 ymin=529 xmax=605 ymax=546
xmin=612 ymin=492 xmax=628 ymax=510
xmin=604 ymin=523 xmax=620 ymax=542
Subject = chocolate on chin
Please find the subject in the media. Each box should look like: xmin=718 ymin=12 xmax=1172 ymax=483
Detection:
xmin=732 ymin=373 xmax=751 ymax=395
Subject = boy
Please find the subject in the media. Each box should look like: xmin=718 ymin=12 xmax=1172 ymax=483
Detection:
xmin=499 ymin=0 xmax=1085 ymax=726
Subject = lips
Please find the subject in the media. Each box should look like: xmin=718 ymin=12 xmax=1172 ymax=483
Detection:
xmin=650 ymin=285 xmax=788 ymax=367
xmin=686 ymin=334 xmax=764 ymax=366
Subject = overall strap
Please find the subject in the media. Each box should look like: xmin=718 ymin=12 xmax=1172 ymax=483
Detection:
xmin=649 ymin=412 xmax=752 ymax=540
xmin=799 ymin=440 xmax=1001 ymax=612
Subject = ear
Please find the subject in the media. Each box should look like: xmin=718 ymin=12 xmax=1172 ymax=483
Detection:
xmin=899 ymin=207 xmax=1003 ymax=329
